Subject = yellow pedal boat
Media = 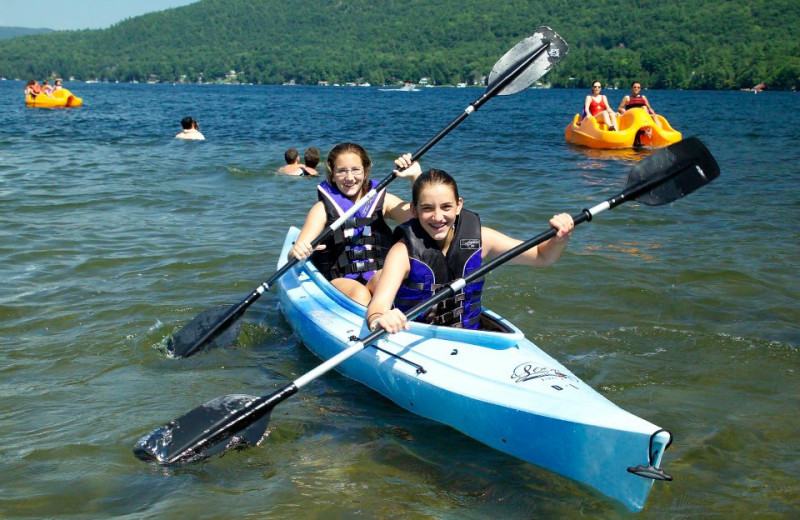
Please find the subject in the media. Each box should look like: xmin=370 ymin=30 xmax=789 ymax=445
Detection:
xmin=25 ymin=88 xmax=83 ymax=108
xmin=565 ymin=108 xmax=681 ymax=149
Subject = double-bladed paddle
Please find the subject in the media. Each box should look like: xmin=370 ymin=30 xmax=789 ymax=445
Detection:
xmin=167 ymin=26 xmax=569 ymax=358
xmin=135 ymin=136 xmax=720 ymax=464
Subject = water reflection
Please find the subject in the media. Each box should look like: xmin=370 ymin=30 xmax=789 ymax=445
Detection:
xmin=584 ymin=241 xmax=663 ymax=261
xmin=566 ymin=143 xmax=655 ymax=164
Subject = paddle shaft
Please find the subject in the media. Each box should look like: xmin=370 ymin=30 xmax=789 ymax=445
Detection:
xmin=176 ymin=40 xmax=554 ymax=357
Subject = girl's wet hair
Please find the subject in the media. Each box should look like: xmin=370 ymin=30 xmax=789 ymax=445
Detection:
xmin=326 ymin=142 xmax=372 ymax=196
xmin=412 ymin=169 xmax=459 ymax=207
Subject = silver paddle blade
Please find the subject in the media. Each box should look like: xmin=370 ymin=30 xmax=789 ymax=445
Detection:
xmin=488 ymin=26 xmax=568 ymax=96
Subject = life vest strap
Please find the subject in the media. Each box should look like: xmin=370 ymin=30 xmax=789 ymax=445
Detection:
xmin=336 ymin=258 xmax=382 ymax=276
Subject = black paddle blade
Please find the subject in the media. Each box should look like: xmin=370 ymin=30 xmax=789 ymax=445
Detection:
xmin=488 ymin=26 xmax=568 ymax=96
xmin=627 ymin=137 xmax=720 ymax=206
xmin=134 ymin=384 xmax=298 ymax=465
xmin=167 ymin=305 xmax=244 ymax=358
xmin=134 ymin=394 xmax=269 ymax=464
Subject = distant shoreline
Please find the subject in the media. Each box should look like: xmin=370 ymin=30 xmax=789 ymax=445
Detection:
xmin=3 ymin=78 xmax=795 ymax=93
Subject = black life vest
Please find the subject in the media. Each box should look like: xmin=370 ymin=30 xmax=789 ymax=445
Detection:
xmin=393 ymin=209 xmax=484 ymax=329
xmin=310 ymin=179 xmax=394 ymax=281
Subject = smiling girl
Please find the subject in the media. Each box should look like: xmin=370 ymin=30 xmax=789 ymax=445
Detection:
xmin=290 ymin=143 xmax=421 ymax=306
xmin=365 ymin=169 xmax=573 ymax=333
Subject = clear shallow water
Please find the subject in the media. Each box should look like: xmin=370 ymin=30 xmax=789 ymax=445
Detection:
xmin=1 ymin=81 xmax=798 ymax=519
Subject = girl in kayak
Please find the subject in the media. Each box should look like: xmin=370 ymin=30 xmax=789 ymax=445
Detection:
xmin=582 ymin=81 xmax=618 ymax=131
xmin=289 ymin=144 xmax=421 ymax=306
xmin=365 ymin=168 xmax=573 ymax=333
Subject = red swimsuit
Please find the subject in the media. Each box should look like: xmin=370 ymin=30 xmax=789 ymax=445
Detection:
xmin=588 ymin=97 xmax=608 ymax=116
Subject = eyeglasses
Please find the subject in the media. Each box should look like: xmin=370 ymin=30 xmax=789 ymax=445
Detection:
xmin=334 ymin=167 xmax=364 ymax=178
xmin=592 ymin=85 xmax=602 ymax=89
xmin=632 ymin=86 xmax=641 ymax=89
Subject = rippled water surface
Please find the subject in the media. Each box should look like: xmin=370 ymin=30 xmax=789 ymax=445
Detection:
xmin=1 ymin=80 xmax=798 ymax=519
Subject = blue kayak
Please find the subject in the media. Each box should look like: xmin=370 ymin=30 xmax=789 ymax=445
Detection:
xmin=276 ymin=227 xmax=671 ymax=511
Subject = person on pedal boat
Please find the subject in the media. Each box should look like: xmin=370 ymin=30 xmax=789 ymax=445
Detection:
xmin=365 ymin=169 xmax=573 ymax=333
xmin=289 ymin=143 xmax=421 ymax=306
xmin=24 ymin=80 xmax=53 ymax=99
xmin=582 ymin=81 xmax=618 ymax=131
xmin=617 ymin=81 xmax=662 ymax=129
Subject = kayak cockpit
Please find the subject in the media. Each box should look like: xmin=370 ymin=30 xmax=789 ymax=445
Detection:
xmin=290 ymin=237 xmax=522 ymax=348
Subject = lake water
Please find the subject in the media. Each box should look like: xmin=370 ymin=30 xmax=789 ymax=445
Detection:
xmin=1 ymin=80 xmax=797 ymax=519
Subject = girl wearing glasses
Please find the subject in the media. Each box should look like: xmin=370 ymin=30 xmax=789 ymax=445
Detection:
xmin=583 ymin=82 xmax=617 ymax=131
xmin=290 ymin=143 xmax=421 ymax=306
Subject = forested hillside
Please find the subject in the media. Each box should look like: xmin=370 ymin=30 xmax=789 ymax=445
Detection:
xmin=1 ymin=0 xmax=797 ymax=89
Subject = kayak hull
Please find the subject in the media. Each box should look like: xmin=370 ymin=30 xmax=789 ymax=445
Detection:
xmin=565 ymin=108 xmax=681 ymax=149
xmin=276 ymin=227 xmax=670 ymax=511
xmin=25 ymin=88 xmax=83 ymax=108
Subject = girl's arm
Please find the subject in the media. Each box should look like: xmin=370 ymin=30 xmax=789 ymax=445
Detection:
xmin=383 ymin=154 xmax=422 ymax=223
xmin=642 ymin=95 xmax=656 ymax=114
xmin=365 ymin=241 xmax=412 ymax=334
xmin=481 ymin=213 xmax=573 ymax=267
xmin=289 ymin=201 xmax=327 ymax=261
xmin=617 ymin=95 xmax=629 ymax=113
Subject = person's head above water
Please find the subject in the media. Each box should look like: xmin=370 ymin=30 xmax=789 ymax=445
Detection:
xmin=304 ymin=147 xmax=320 ymax=168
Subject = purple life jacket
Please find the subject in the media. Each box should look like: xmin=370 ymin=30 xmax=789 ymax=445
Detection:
xmin=311 ymin=179 xmax=394 ymax=282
